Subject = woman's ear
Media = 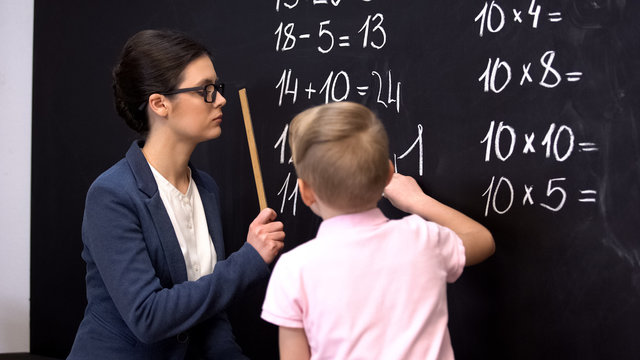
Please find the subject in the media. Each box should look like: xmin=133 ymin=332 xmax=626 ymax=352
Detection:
xmin=297 ymin=178 xmax=316 ymax=207
xmin=148 ymin=93 xmax=168 ymax=117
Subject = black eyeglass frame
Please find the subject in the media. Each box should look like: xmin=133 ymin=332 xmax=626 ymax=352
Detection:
xmin=137 ymin=83 xmax=225 ymax=111
xmin=161 ymin=82 xmax=225 ymax=103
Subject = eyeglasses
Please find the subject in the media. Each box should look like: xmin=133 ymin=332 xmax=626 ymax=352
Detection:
xmin=137 ymin=82 xmax=225 ymax=111
xmin=161 ymin=82 xmax=225 ymax=103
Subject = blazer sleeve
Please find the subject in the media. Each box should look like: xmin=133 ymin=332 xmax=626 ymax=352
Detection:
xmin=82 ymin=178 xmax=270 ymax=344
xmin=190 ymin=312 xmax=249 ymax=360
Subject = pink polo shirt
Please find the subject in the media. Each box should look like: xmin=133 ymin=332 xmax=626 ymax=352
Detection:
xmin=261 ymin=208 xmax=465 ymax=360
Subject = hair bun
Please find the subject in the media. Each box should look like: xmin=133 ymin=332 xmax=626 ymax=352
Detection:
xmin=112 ymin=80 xmax=145 ymax=133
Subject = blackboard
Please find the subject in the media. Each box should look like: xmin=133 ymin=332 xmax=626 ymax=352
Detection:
xmin=32 ymin=1 xmax=640 ymax=359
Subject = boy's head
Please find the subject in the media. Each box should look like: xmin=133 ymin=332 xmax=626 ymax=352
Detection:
xmin=289 ymin=101 xmax=391 ymax=213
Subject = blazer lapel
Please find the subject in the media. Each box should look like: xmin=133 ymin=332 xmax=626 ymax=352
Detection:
xmin=126 ymin=140 xmax=188 ymax=284
xmin=145 ymin=195 xmax=188 ymax=284
xmin=191 ymin=167 xmax=226 ymax=261
xmin=199 ymin=188 xmax=226 ymax=261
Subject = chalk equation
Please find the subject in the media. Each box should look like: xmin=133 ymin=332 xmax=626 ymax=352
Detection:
xmin=275 ymin=14 xmax=386 ymax=53
xmin=482 ymin=176 xmax=597 ymax=216
xmin=276 ymin=68 xmax=401 ymax=112
xmin=276 ymin=0 xmax=373 ymax=12
xmin=479 ymin=51 xmax=583 ymax=93
xmin=475 ymin=0 xmax=562 ymax=37
xmin=481 ymin=121 xmax=598 ymax=163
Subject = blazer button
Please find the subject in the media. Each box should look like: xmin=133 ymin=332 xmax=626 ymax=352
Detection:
xmin=177 ymin=332 xmax=189 ymax=343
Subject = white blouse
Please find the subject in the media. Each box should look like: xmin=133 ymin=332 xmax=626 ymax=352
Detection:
xmin=148 ymin=164 xmax=217 ymax=281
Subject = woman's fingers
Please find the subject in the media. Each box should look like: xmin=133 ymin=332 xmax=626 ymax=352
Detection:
xmin=247 ymin=208 xmax=285 ymax=264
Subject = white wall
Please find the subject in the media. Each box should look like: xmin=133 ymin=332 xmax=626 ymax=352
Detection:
xmin=0 ymin=0 xmax=33 ymax=353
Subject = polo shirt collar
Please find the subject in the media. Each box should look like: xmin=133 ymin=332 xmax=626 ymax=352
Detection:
xmin=316 ymin=208 xmax=388 ymax=239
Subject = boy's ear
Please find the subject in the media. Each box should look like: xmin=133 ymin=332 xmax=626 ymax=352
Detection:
xmin=386 ymin=160 xmax=395 ymax=185
xmin=148 ymin=93 xmax=168 ymax=117
xmin=297 ymin=178 xmax=316 ymax=207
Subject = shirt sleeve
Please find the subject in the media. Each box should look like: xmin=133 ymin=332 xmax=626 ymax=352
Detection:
xmin=435 ymin=224 xmax=466 ymax=283
xmin=261 ymin=253 xmax=305 ymax=328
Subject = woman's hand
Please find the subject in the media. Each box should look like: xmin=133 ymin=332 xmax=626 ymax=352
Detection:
xmin=247 ymin=208 xmax=285 ymax=264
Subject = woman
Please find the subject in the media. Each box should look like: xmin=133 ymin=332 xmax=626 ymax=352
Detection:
xmin=68 ymin=29 xmax=285 ymax=359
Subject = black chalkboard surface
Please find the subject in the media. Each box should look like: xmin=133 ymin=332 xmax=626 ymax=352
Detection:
xmin=32 ymin=0 xmax=640 ymax=358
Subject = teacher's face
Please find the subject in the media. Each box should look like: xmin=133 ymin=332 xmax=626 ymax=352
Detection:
xmin=166 ymin=55 xmax=226 ymax=143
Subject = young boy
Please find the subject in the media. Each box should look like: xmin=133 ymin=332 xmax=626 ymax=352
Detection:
xmin=261 ymin=102 xmax=495 ymax=359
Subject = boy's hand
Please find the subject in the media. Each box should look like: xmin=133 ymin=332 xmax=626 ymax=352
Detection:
xmin=247 ymin=208 xmax=285 ymax=264
xmin=383 ymin=173 xmax=427 ymax=214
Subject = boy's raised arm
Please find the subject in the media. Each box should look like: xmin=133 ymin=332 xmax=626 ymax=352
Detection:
xmin=383 ymin=173 xmax=495 ymax=266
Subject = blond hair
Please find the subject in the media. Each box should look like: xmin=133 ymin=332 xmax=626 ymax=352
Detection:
xmin=289 ymin=102 xmax=389 ymax=212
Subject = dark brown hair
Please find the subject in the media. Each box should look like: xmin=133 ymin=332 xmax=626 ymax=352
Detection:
xmin=112 ymin=29 xmax=211 ymax=134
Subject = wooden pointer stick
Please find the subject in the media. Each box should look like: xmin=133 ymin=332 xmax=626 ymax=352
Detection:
xmin=239 ymin=88 xmax=268 ymax=211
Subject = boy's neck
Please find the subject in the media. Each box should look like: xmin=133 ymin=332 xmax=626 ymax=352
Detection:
xmin=313 ymin=198 xmax=379 ymax=220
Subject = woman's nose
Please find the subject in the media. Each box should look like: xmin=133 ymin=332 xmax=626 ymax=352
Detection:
xmin=214 ymin=92 xmax=226 ymax=107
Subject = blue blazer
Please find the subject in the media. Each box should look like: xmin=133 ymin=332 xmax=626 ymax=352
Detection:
xmin=68 ymin=141 xmax=269 ymax=359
